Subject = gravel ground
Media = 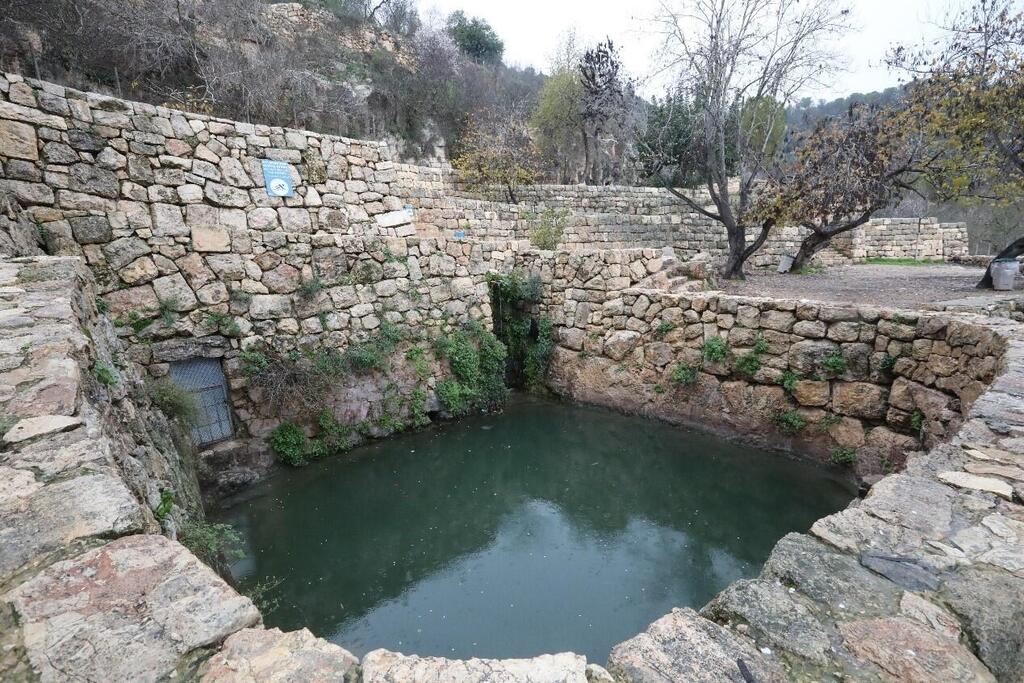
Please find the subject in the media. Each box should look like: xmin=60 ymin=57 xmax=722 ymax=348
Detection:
xmin=719 ymin=263 xmax=1017 ymax=307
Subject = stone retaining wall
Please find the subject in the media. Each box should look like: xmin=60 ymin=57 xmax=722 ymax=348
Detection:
xmin=393 ymin=164 xmax=968 ymax=268
xmin=543 ymin=287 xmax=1004 ymax=475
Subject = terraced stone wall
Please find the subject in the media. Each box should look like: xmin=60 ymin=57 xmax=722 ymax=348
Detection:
xmin=393 ymin=163 xmax=968 ymax=268
xmin=544 ymin=287 xmax=1005 ymax=476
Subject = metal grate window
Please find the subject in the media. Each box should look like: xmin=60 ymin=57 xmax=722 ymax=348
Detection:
xmin=169 ymin=358 xmax=234 ymax=446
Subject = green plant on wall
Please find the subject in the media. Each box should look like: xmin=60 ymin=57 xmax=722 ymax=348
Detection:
xmin=830 ymin=447 xmax=857 ymax=466
xmin=527 ymin=208 xmax=568 ymax=250
xmin=780 ymin=370 xmax=801 ymax=393
xmin=819 ymin=349 xmax=847 ymax=377
xmin=92 ymin=361 xmax=119 ymax=387
xmin=487 ymin=270 xmax=554 ymax=391
xmin=148 ymin=377 xmax=199 ymax=426
xmin=269 ymin=421 xmax=309 ymax=467
xmin=671 ymin=362 xmax=699 ymax=386
xmin=435 ymin=321 xmax=509 ymax=414
xmin=154 ymin=489 xmax=175 ymax=521
xmin=653 ymin=320 xmax=676 ymax=340
xmin=701 ymin=337 xmax=730 ymax=363
xmin=774 ymin=410 xmax=808 ymax=435
xmin=180 ymin=520 xmax=244 ymax=566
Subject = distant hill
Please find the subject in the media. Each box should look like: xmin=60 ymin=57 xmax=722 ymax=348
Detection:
xmin=786 ymin=86 xmax=904 ymax=131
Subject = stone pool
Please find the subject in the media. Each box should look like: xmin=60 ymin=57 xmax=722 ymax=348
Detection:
xmin=216 ymin=395 xmax=855 ymax=663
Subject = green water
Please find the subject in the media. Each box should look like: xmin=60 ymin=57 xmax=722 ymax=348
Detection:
xmin=217 ymin=395 xmax=854 ymax=663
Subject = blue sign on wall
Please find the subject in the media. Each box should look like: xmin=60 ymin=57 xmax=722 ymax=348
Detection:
xmin=261 ymin=160 xmax=295 ymax=197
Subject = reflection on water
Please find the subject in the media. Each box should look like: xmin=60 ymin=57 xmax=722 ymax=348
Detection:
xmin=217 ymin=394 xmax=854 ymax=663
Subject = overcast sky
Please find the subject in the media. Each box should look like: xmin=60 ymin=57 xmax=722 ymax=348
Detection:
xmin=418 ymin=0 xmax=959 ymax=102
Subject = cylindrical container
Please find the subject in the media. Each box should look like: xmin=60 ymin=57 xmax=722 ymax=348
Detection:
xmin=990 ymin=258 xmax=1019 ymax=291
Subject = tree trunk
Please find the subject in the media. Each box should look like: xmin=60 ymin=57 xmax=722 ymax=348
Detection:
xmin=721 ymin=226 xmax=748 ymax=280
xmin=789 ymin=232 xmax=830 ymax=272
xmin=581 ymin=127 xmax=591 ymax=185
xmin=977 ymin=236 xmax=1024 ymax=288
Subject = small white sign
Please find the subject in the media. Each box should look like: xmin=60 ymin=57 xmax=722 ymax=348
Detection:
xmin=261 ymin=160 xmax=295 ymax=197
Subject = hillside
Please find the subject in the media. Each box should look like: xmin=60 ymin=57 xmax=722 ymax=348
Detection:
xmin=0 ymin=0 xmax=545 ymax=162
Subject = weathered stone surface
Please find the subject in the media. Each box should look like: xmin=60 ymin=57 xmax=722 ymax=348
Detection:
xmin=192 ymin=225 xmax=231 ymax=252
xmin=361 ymin=649 xmax=588 ymax=683
xmin=938 ymin=471 xmax=1014 ymax=500
xmin=762 ymin=533 xmax=902 ymax=617
xmin=199 ymin=627 xmax=358 ymax=682
xmin=939 ymin=566 xmax=1024 ymax=681
xmin=792 ymin=379 xmax=829 ymax=407
xmin=604 ymin=330 xmax=640 ymax=361
xmin=839 ymin=617 xmax=995 ymax=682
xmin=249 ymin=294 xmax=293 ymax=319
xmin=701 ymin=579 xmax=831 ymax=662
xmin=6 ymin=535 xmax=260 ymax=682
xmin=152 ymin=273 xmax=198 ymax=311
xmin=0 ymin=119 xmax=38 ymax=160
xmin=0 ymin=473 xmax=144 ymax=581
xmin=607 ymin=608 xmax=786 ymax=683
xmin=2 ymin=414 xmax=82 ymax=444
xmin=788 ymin=339 xmax=839 ymax=374
xmin=69 ymin=215 xmax=112 ymax=244
xmin=68 ymin=162 xmax=118 ymax=198
xmin=102 ymin=236 xmax=151 ymax=270
xmin=121 ymin=256 xmax=159 ymax=285
xmin=832 ymin=382 xmax=889 ymax=419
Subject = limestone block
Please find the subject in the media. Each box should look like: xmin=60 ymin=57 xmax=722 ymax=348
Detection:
xmin=192 ymin=225 xmax=231 ymax=252
xmin=607 ymin=607 xmax=785 ymax=683
xmin=0 ymin=472 xmax=144 ymax=582
xmin=0 ymin=119 xmax=37 ymax=160
xmin=838 ymin=617 xmax=994 ymax=682
xmin=832 ymin=382 xmax=889 ymax=419
xmin=68 ymin=162 xmax=118 ymax=198
xmin=6 ymin=535 xmax=260 ymax=682
xmin=2 ymin=415 xmax=82 ymax=444
xmin=152 ymin=273 xmax=198 ymax=311
xmin=792 ymin=380 xmax=829 ymax=407
xmin=199 ymin=628 xmax=358 ymax=682
xmin=151 ymin=203 xmax=189 ymax=237
xmin=69 ymin=215 xmax=112 ymax=244
xmin=103 ymin=284 xmax=159 ymax=316
xmin=361 ymin=650 xmax=588 ymax=683
xmin=250 ymin=294 xmax=293 ymax=319
xmin=120 ymin=257 xmax=159 ymax=285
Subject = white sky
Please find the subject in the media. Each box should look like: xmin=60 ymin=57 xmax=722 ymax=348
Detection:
xmin=418 ymin=0 xmax=960 ymax=102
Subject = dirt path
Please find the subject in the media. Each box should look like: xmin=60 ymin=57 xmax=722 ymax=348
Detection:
xmin=720 ymin=264 xmax=1017 ymax=308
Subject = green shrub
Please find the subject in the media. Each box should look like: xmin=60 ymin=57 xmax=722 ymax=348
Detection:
xmin=92 ymin=361 xmax=119 ymax=387
xmin=910 ymin=409 xmax=925 ymax=435
xmin=148 ymin=377 xmax=200 ymax=425
xmin=297 ymin=273 xmax=325 ymax=299
xmin=205 ymin=311 xmax=241 ymax=337
xmin=437 ymin=378 xmax=474 ymax=416
xmin=735 ymin=352 xmax=761 ymax=377
xmin=154 ymin=489 xmax=174 ymax=521
xmin=653 ymin=383 xmax=666 ymax=394
xmin=830 ymin=447 xmax=857 ymax=466
xmin=701 ymin=337 xmax=730 ymax=363
xmin=671 ymin=363 xmax=698 ymax=386
xmin=880 ymin=354 xmax=897 ymax=374
xmin=819 ymin=413 xmax=843 ymax=429
xmin=820 ymin=350 xmax=847 ymax=377
xmin=752 ymin=335 xmax=770 ymax=355
xmin=269 ymin=421 xmax=309 ymax=467
xmin=523 ymin=317 xmax=554 ymax=392
xmin=157 ymin=297 xmax=177 ymax=325
xmin=408 ymin=387 xmax=430 ymax=427
xmin=243 ymin=576 xmax=283 ymax=614
xmin=528 ymin=208 xmax=568 ymax=250
xmin=774 ymin=410 xmax=808 ymax=434
xmin=780 ymin=371 xmax=800 ymax=393
xmin=653 ymin=320 xmax=676 ymax=340
xmin=95 ymin=297 xmax=109 ymax=314
xmin=405 ymin=346 xmax=430 ymax=380
xmin=239 ymin=350 xmax=270 ymax=376
xmin=180 ymin=520 xmax=243 ymax=566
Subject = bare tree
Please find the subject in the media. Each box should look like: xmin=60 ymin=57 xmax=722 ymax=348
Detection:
xmin=647 ymin=0 xmax=851 ymax=279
